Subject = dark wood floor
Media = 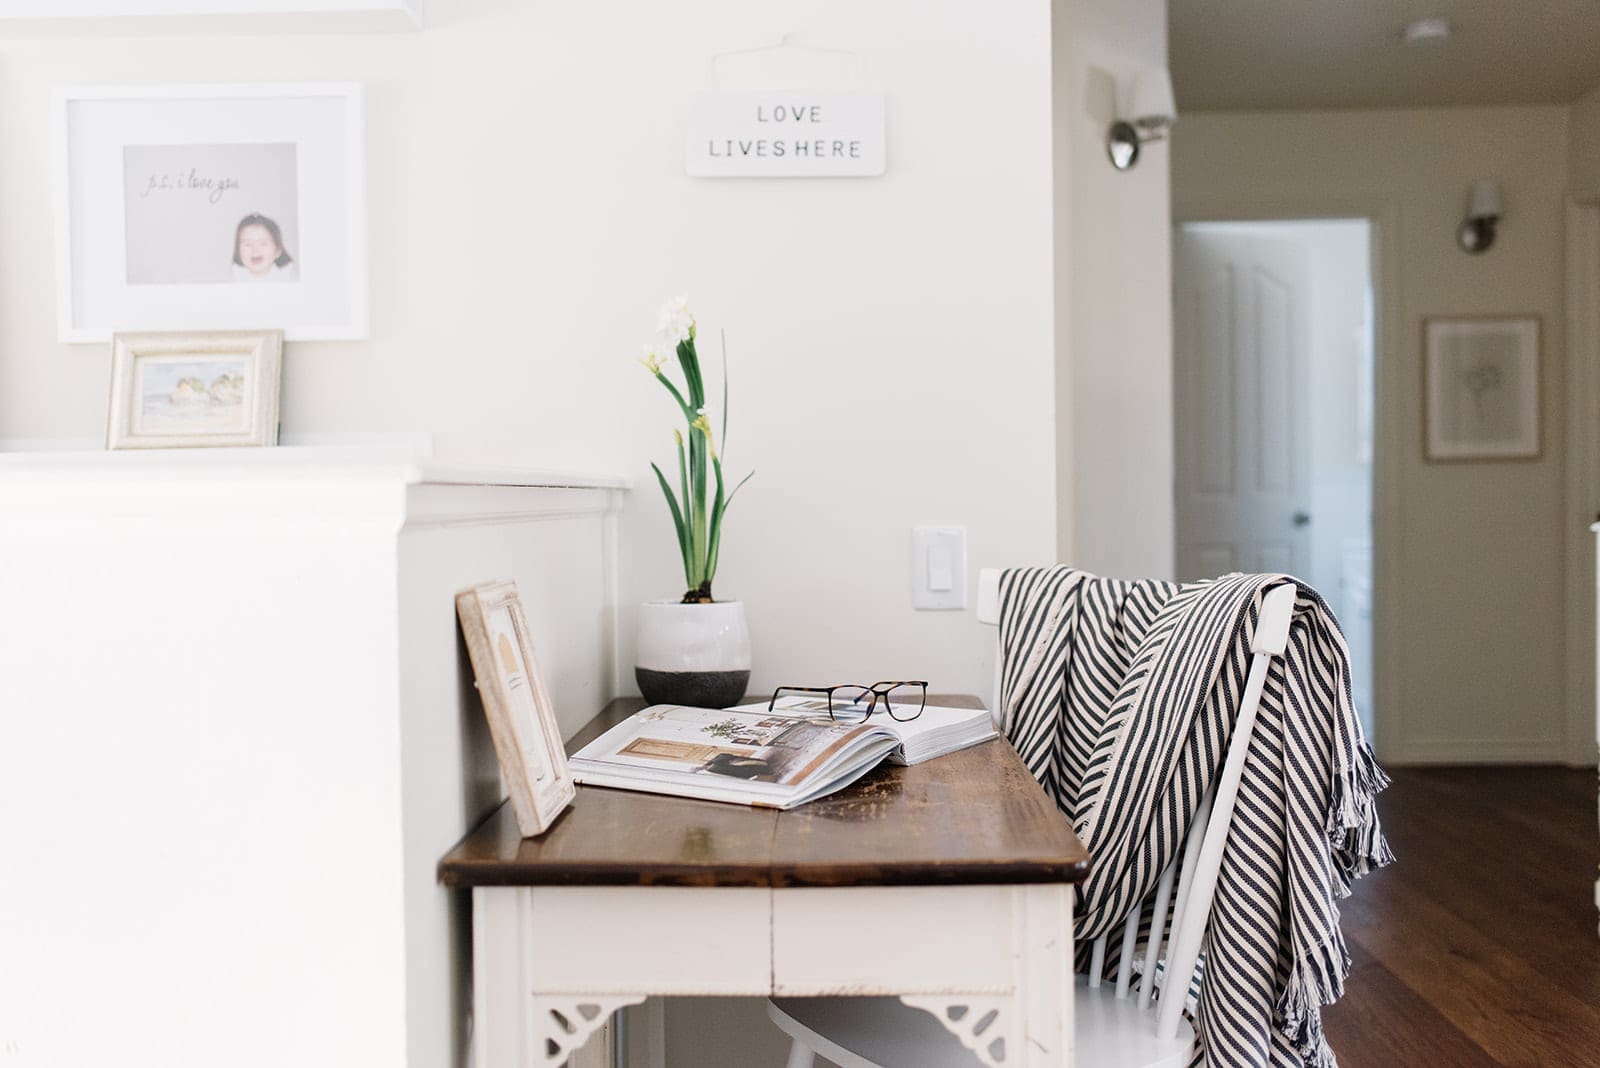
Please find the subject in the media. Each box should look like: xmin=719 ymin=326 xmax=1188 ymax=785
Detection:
xmin=1321 ymin=766 xmax=1600 ymax=1067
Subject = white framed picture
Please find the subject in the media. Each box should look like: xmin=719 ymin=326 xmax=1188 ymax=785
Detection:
xmin=1423 ymin=316 xmax=1540 ymax=461
xmin=107 ymin=329 xmax=283 ymax=449
xmin=55 ymin=82 xmax=366 ymax=342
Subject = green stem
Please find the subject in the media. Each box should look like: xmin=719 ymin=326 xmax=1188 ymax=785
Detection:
xmin=674 ymin=437 xmax=694 ymax=588
xmin=678 ymin=338 xmax=706 ymax=411
xmin=690 ymin=423 xmax=709 ymax=589
xmin=652 ymin=372 xmax=695 ymax=423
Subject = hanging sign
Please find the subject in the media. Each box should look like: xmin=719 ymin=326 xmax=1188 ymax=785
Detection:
xmin=685 ymin=92 xmax=886 ymax=178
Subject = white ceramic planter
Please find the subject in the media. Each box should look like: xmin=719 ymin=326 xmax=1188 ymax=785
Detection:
xmin=635 ymin=600 xmax=752 ymax=709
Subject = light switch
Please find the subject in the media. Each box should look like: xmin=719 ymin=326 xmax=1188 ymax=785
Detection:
xmin=913 ymin=525 xmax=966 ymax=610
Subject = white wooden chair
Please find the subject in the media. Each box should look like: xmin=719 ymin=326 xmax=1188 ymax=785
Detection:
xmin=767 ymin=569 xmax=1300 ymax=1068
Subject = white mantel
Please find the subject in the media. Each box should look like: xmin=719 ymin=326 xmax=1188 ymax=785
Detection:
xmin=0 ymin=0 xmax=422 ymax=33
xmin=0 ymin=450 xmax=625 ymax=1068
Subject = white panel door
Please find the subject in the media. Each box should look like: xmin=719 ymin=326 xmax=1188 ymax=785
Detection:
xmin=1174 ymin=228 xmax=1312 ymax=581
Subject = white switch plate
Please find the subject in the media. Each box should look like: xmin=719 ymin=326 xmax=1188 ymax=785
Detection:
xmin=913 ymin=525 xmax=967 ymax=610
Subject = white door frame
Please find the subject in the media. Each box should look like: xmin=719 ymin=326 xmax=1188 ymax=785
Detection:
xmin=1173 ymin=196 xmax=1401 ymax=760
xmin=1565 ymin=194 xmax=1600 ymax=767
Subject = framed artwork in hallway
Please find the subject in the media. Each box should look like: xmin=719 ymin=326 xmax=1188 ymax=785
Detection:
xmin=1423 ymin=316 xmax=1540 ymax=461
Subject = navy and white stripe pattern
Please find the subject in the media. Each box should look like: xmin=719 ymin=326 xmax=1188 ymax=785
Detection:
xmin=999 ymin=567 xmax=1393 ymax=1068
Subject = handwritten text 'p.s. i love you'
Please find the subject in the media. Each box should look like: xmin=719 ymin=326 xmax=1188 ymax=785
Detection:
xmin=139 ymin=168 xmax=240 ymax=205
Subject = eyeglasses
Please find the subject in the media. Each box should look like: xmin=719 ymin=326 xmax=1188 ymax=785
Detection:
xmin=768 ymin=681 xmax=928 ymax=723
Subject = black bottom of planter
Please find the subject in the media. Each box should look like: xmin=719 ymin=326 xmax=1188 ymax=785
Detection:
xmin=635 ymin=667 xmax=751 ymax=710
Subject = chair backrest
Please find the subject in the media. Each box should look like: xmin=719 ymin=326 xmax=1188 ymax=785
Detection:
xmin=975 ymin=568 xmax=1298 ymax=1038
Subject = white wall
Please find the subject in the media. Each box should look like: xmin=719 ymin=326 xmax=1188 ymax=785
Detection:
xmin=1174 ymin=106 xmax=1572 ymax=763
xmin=0 ymin=0 xmax=1057 ymax=705
xmin=1053 ymin=0 xmax=1173 ymax=577
xmin=0 ymin=4 xmax=1058 ymax=1066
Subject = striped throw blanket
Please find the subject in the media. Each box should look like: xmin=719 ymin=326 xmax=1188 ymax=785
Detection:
xmin=998 ymin=567 xmax=1392 ymax=1068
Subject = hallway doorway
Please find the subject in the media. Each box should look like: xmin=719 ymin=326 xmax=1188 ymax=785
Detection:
xmin=1173 ymin=219 xmax=1375 ymax=737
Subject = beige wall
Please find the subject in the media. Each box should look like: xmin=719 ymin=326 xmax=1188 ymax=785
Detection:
xmin=1571 ymin=83 xmax=1600 ymax=194
xmin=1567 ymin=84 xmax=1600 ymax=769
xmin=1174 ymin=106 xmax=1573 ymax=763
xmin=1053 ymin=0 xmax=1174 ymax=576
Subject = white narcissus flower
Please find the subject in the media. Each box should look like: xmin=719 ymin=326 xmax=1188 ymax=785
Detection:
xmin=638 ymin=345 xmax=665 ymax=375
xmin=656 ymin=295 xmax=695 ymax=345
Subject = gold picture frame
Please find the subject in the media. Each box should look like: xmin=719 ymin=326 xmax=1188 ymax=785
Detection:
xmin=456 ymin=581 xmax=575 ymax=837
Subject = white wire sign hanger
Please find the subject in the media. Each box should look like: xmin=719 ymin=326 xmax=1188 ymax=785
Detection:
xmin=685 ymin=33 xmax=886 ymax=178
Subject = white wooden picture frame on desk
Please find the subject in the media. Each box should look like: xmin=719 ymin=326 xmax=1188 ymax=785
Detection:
xmin=54 ymin=82 xmax=367 ymax=342
xmin=456 ymin=581 xmax=576 ymax=837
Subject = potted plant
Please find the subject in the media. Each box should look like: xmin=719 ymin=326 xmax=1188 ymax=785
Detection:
xmin=635 ymin=297 xmax=755 ymax=708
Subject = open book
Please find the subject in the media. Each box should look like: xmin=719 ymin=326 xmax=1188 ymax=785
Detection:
xmin=569 ymin=700 xmax=998 ymax=809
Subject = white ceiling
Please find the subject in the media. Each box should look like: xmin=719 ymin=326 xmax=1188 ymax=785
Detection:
xmin=1169 ymin=0 xmax=1600 ymax=111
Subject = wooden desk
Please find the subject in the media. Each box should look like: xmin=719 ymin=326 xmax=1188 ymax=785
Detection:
xmin=438 ymin=696 xmax=1090 ymax=1067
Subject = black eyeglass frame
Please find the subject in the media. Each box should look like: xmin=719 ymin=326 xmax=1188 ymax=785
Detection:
xmin=767 ymin=680 xmax=929 ymax=723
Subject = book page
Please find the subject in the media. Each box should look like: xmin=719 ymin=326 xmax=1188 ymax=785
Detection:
xmin=749 ymin=696 xmax=993 ymax=744
xmin=573 ymin=706 xmax=884 ymax=788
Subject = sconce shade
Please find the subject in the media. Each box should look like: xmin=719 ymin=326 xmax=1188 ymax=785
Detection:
xmin=1468 ymin=179 xmax=1502 ymax=220
xmin=1130 ymin=69 xmax=1177 ymax=129
xmin=1458 ymin=179 xmax=1503 ymax=253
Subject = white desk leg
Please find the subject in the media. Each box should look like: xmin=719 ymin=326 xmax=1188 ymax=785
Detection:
xmin=474 ymin=888 xmax=536 ymax=1067
xmin=902 ymin=883 xmax=1074 ymax=1067
xmin=1019 ymin=883 xmax=1073 ymax=1066
xmin=473 ymin=887 xmax=646 ymax=1068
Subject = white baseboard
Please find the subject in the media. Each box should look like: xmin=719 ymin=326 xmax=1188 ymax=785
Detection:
xmin=1383 ymin=737 xmax=1577 ymax=765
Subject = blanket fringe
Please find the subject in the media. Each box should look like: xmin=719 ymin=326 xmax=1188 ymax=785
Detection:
xmin=1278 ymin=928 xmax=1351 ymax=1068
xmin=1327 ymin=741 xmax=1396 ymax=893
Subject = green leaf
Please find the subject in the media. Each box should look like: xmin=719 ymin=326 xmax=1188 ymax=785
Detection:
xmin=706 ymin=455 xmax=728 ymax=584
xmin=720 ymin=329 xmax=730 ymax=453
xmin=723 ymin=469 xmax=755 ymax=510
xmin=651 ymin=462 xmax=692 ymax=587
xmin=675 ymin=435 xmax=698 ymax=585
xmin=707 ymin=466 xmax=753 ymax=583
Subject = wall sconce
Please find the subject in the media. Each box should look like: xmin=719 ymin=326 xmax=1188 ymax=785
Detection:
xmin=1457 ymin=180 xmax=1502 ymax=254
xmin=1106 ymin=69 xmax=1177 ymax=171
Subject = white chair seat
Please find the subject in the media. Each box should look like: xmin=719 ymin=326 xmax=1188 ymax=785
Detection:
xmin=768 ymin=978 xmax=1194 ymax=1068
xmin=1074 ymin=979 xmax=1194 ymax=1068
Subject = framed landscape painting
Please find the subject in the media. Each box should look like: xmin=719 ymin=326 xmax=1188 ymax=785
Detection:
xmin=106 ymin=330 xmax=282 ymax=450
xmin=55 ymin=82 xmax=366 ymax=342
